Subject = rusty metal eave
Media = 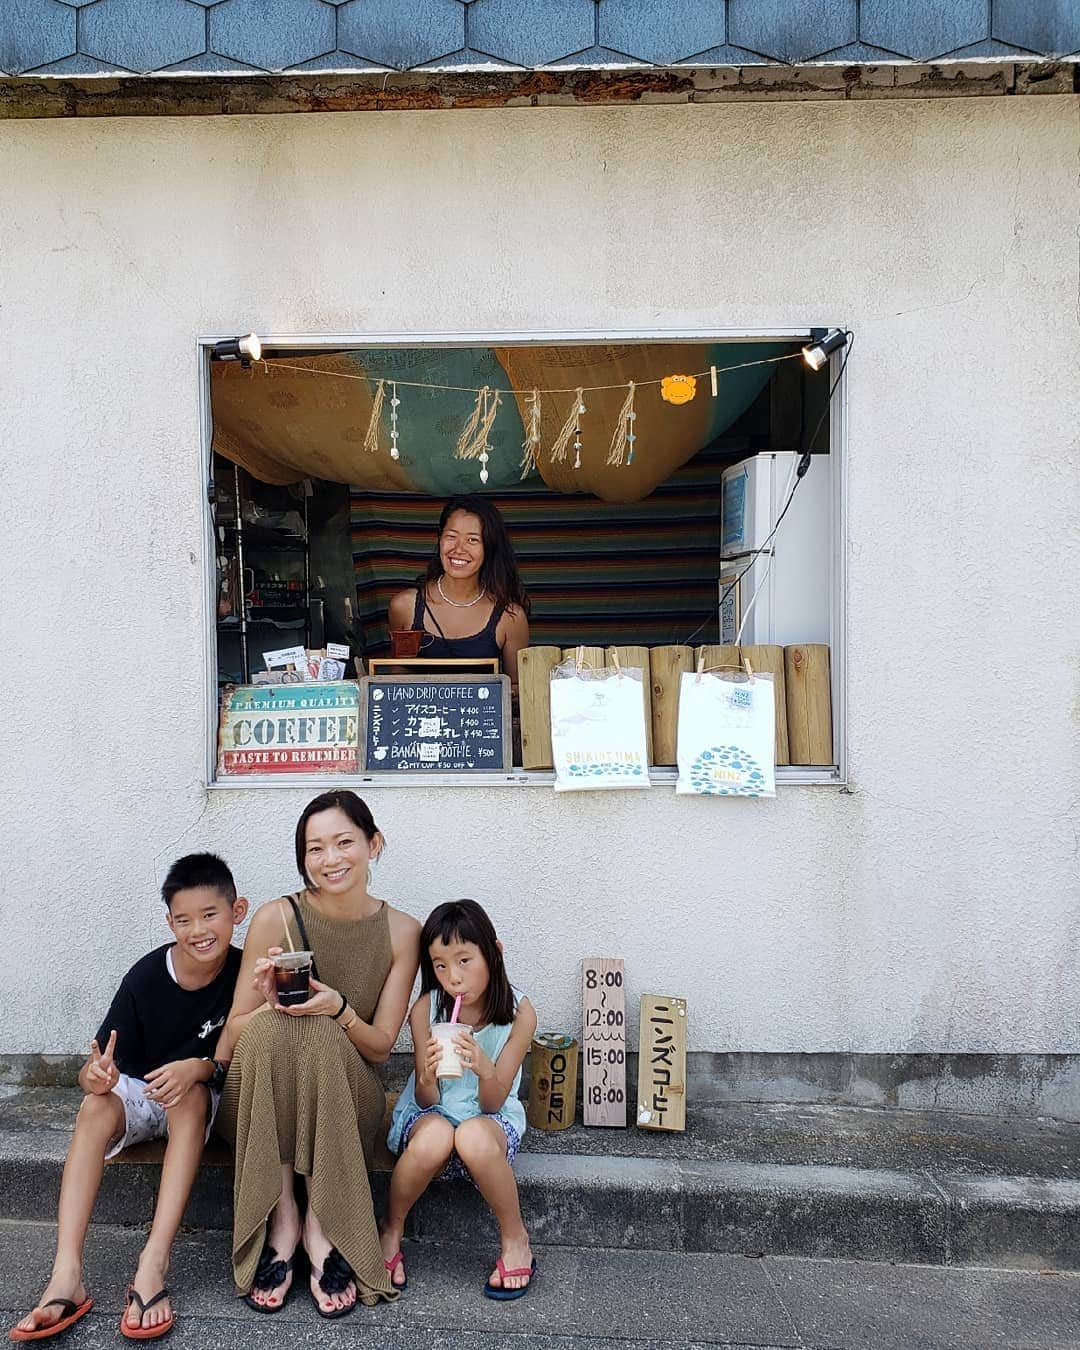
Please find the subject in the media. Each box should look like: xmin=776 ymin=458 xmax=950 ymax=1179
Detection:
xmin=1 ymin=62 xmax=1075 ymax=120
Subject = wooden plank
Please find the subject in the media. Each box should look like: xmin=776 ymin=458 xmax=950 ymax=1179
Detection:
xmin=526 ymin=1033 xmax=578 ymax=1132
xmin=784 ymin=643 xmax=832 ymax=765
xmin=695 ymin=644 xmax=741 ymax=675
xmin=518 ymin=645 xmax=562 ymax=769
xmin=581 ymin=958 xmax=627 ymax=1127
xmin=636 ymin=993 xmax=687 ymax=1132
xmin=739 ymin=643 xmax=790 ymax=766
xmin=605 ymin=646 xmax=653 ymax=763
xmin=561 ymin=646 xmax=606 ymax=673
xmin=649 ymin=645 xmax=692 ymax=766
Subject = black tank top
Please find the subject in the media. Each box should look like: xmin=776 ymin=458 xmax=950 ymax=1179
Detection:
xmin=411 ymin=587 xmax=505 ymax=659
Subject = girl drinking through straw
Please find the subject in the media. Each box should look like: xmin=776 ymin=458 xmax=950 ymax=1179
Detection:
xmin=381 ymin=900 xmax=537 ymax=1299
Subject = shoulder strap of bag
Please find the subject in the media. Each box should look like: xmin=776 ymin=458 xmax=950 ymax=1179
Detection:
xmin=284 ymin=894 xmax=320 ymax=981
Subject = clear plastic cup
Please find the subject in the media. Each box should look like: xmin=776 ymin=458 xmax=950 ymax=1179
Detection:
xmin=272 ymin=951 xmax=313 ymax=1006
xmin=431 ymin=1022 xmax=472 ymax=1078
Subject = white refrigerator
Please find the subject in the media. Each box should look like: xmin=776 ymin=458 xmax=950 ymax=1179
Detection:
xmin=719 ymin=451 xmax=831 ymax=647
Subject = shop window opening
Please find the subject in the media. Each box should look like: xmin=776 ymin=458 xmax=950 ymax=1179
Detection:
xmin=205 ymin=335 xmax=844 ymax=785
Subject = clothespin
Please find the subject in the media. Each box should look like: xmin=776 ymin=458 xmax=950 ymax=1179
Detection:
xmin=576 ymin=644 xmax=585 ymax=672
xmin=696 ymin=651 xmax=705 ymax=683
xmin=611 ymin=648 xmax=621 ymax=676
xmin=743 ymin=656 xmax=755 ymax=683
xmin=710 ymin=365 xmax=718 ymax=397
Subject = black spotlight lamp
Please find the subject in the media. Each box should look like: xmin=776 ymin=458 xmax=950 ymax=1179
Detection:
xmin=212 ymin=332 xmax=262 ymax=366
xmin=801 ymin=327 xmax=847 ymax=372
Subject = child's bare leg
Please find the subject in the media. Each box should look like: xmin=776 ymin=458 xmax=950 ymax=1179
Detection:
xmin=379 ymin=1115 xmax=455 ymax=1286
xmin=453 ymin=1118 xmax=532 ymax=1291
xmin=246 ymin=1164 xmax=300 ymax=1309
xmin=12 ymin=1091 xmax=123 ymax=1334
xmin=125 ymin=1086 xmax=208 ymax=1332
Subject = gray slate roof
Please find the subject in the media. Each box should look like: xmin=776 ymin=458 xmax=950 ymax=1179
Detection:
xmin=2 ymin=0 xmax=1078 ymax=79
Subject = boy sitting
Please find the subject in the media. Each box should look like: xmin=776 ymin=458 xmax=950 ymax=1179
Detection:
xmin=10 ymin=853 xmax=246 ymax=1343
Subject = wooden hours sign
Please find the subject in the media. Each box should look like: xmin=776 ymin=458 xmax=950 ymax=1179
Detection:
xmin=581 ymin=958 xmax=626 ymax=1127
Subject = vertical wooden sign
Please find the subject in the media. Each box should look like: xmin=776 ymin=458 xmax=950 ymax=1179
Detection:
xmin=636 ymin=994 xmax=687 ymax=1132
xmin=582 ymin=958 xmax=627 ymax=1126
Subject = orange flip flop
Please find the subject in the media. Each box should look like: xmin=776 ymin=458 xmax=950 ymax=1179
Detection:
xmin=9 ymin=1295 xmax=93 ymax=1342
xmin=120 ymin=1286 xmax=173 ymax=1341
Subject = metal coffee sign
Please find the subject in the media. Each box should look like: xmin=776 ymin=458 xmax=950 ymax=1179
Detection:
xmin=217 ymin=682 xmax=360 ymax=775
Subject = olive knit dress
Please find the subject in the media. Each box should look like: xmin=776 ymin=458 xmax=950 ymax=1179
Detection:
xmin=218 ymin=893 xmax=397 ymax=1303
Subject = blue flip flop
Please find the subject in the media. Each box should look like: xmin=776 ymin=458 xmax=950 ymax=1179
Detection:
xmin=483 ymin=1256 xmax=537 ymax=1301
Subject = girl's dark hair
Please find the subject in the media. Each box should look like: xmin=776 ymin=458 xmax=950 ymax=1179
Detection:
xmin=421 ymin=496 xmax=531 ymax=617
xmin=420 ymin=899 xmax=515 ymax=1027
xmin=294 ymin=790 xmax=379 ymax=884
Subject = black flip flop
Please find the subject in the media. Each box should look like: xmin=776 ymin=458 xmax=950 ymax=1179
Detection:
xmin=310 ymin=1248 xmax=356 ymax=1320
xmin=242 ymin=1247 xmax=294 ymax=1314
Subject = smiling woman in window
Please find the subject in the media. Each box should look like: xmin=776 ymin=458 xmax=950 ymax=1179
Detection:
xmin=388 ymin=496 xmax=531 ymax=685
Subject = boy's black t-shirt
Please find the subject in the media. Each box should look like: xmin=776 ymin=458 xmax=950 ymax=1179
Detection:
xmin=94 ymin=943 xmax=243 ymax=1081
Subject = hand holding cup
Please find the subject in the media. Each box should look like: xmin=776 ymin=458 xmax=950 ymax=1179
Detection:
xmin=253 ymin=946 xmax=284 ymax=1008
xmin=452 ymin=1028 xmax=492 ymax=1080
xmin=277 ymin=975 xmax=341 ymax=1017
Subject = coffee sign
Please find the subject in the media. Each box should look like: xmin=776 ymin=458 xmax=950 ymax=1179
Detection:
xmin=636 ymin=994 xmax=687 ymax=1132
xmin=217 ymin=681 xmax=359 ymax=775
xmin=360 ymin=676 xmax=511 ymax=772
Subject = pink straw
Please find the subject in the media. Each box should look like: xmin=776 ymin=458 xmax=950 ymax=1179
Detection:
xmin=450 ymin=995 xmax=462 ymax=1024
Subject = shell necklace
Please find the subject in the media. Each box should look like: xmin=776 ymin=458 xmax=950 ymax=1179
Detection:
xmin=436 ymin=576 xmax=487 ymax=608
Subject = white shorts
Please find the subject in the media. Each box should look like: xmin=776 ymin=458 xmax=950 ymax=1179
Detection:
xmin=105 ymin=1072 xmax=221 ymax=1160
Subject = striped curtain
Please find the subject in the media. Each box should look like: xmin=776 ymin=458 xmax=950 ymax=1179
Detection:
xmin=351 ymin=442 xmax=741 ymax=655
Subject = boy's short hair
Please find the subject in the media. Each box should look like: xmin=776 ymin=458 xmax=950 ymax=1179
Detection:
xmin=161 ymin=853 xmax=237 ymax=909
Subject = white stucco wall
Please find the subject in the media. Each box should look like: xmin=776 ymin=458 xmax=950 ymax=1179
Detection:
xmin=2 ymin=96 xmax=1078 ymax=1056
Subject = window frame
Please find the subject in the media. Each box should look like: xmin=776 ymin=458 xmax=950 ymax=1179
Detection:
xmin=198 ymin=329 xmax=847 ymax=789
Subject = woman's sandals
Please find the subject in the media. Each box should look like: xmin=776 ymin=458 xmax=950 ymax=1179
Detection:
xmin=310 ymin=1248 xmax=356 ymax=1319
xmin=242 ymin=1247 xmax=294 ymax=1315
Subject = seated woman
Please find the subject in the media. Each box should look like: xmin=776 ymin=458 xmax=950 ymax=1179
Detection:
xmin=388 ymin=495 xmax=531 ymax=685
xmin=217 ymin=791 xmax=420 ymax=1317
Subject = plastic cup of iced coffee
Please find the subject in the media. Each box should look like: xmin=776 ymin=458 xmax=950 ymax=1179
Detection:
xmin=272 ymin=951 xmax=313 ymax=1006
xmin=432 ymin=1022 xmax=472 ymax=1078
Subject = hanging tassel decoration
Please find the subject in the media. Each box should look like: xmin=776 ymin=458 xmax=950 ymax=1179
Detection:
xmin=455 ymin=385 xmax=488 ymax=460
xmin=520 ymin=389 xmax=542 ymax=479
xmin=605 ymin=382 xmax=636 ymax=467
xmin=389 ymin=382 xmax=400 ymax=460
xmin=363 ymin=379 xmax=385 ymax=455
xmin=550 ymin=388 xmax=585 ymax=465
xmin=455 ymin=386 xmax=502 ymax=483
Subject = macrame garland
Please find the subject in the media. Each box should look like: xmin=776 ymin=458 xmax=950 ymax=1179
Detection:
xmin=605 ymin=382 xmax=637 ymax=467
xmin=520 ymin=389 xmax=542 ymax=479
xmin=550 ymin=388 xmax=585 ymax=465
xmin=363 ymin=379 xmax=385 ymax=454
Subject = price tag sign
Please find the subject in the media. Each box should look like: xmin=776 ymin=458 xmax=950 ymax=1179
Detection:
xmin=636 ymin=994 xmax=687 ymax=1132
xmin=581 ymin=957 xmax=626 ymax=1127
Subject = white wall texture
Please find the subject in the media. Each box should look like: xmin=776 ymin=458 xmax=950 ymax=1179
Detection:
xmin=1 ymin=96 xmax=1078 ymax=1056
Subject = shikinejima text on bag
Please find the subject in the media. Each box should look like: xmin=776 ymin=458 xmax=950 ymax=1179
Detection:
xmin=675 ymin=666 xmax=776 ymax=798
xmin=550 ymin=658 xmax=650 ymax=791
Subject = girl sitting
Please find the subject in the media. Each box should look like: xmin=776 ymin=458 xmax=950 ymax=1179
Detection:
xmin=381 ymin=900 xmax=537 ymax=1299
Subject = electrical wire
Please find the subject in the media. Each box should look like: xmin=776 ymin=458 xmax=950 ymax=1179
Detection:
xmin=680 ymin=332 xmax=853 ymax=647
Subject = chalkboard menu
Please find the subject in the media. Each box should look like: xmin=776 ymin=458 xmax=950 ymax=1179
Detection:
xmin=360 ymin=676 xmax=512 ymax=772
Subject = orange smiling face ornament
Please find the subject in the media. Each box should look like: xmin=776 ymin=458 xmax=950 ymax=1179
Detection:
xmin=660 ymin=374 xmax=697 ymax=405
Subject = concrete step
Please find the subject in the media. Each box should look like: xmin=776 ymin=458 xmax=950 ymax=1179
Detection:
xmin=3 ymin=1088 xmax=1080 ymax=1269
xmin=3 ymin=1221 xmax=1080 ymax=1350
